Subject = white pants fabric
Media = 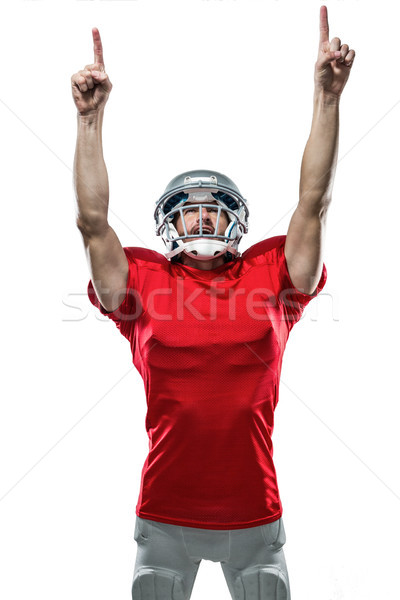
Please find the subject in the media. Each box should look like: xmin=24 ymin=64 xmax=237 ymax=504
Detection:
xmin=132 ymin=515 xmax=291 ymax=599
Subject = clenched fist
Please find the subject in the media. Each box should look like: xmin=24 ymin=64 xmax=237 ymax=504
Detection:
xmin=71 ymin=28 xmax=112 ymax=116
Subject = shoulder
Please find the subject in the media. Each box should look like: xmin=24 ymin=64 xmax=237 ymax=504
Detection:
xmin=240 ymin=235 xmax=286 ymax=262
xmin=123 ymin=246 xmax=169 ymax=268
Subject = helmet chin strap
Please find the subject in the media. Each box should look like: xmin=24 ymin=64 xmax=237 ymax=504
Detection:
xmin=165 ymin=238 xmax=237 ymax=261
xmin=182 ymin=239 xmax=236 ymax=261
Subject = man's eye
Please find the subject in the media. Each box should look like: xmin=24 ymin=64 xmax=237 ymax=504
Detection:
xmin=184 ymin=208 xmax=196 ymax=213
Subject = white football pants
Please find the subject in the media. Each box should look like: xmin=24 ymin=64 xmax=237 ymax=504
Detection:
xmin=132 ymin=515 xmax=291 ymax=600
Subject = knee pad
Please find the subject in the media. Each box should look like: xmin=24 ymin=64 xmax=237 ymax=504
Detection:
xmin=233 ymin=565 xmax=290 ymax=600
xmin=132 ymin=567 xmax=185 ymax=600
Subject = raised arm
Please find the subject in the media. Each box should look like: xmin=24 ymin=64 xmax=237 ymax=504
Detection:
xmin=284 ymin=5 xmax=355 ymax=294
xmin=72 ymin=28 xmax=129 ymax=312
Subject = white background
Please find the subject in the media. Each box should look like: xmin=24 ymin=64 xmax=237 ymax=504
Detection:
xmin=1 ymin=0 xmax=399 ymax=599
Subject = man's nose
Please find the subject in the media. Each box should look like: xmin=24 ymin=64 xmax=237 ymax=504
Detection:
xmin=197 ymin=206 xmax=212 ymax=220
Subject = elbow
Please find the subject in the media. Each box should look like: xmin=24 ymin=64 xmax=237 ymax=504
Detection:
xmin=297 ymin=198 xmax=331 ymax=221
xmin=76 ymin=213 xmax=109 ymax=237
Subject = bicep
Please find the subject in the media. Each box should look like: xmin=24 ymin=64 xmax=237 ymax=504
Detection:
xmin=284 ymin=205 xmax=326 ymax=296
xmin=80 ymin=223 xmax=129 ymax=312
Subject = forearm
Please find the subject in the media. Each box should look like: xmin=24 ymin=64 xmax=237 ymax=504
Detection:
xmin=299 ymin=89 xmax=340 ymax=215
xmin=74 ymin=108 xmax=110 ymax=233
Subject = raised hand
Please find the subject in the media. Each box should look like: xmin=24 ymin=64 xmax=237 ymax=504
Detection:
xmin=71 ymin=28 xmax=113 ymax=115
xmin=315 ymin=5 xmax=355 ymax=98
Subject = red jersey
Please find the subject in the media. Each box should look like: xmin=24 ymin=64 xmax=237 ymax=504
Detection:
xmin=87 ymin=235 xmax=327 ymax=530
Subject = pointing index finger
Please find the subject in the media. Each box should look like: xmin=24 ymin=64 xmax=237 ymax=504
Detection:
xmin=92 ymin=27 xmax=104 ymax=68
xmin=319 ymin=5 xmax=329 ymax=45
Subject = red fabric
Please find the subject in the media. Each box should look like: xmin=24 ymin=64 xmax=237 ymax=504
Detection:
xmin=87 ymin=235 xmax=327 ymax=530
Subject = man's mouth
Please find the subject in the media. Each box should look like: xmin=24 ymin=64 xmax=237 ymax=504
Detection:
xmin=193 ymin=226 xmax=214 ymax=235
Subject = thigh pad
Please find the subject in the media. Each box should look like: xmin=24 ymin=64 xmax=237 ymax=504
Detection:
xmin=132 ymin=567 xmax=185 ymax=600
xmin=233 ymin=565 xmax=290 ymax=600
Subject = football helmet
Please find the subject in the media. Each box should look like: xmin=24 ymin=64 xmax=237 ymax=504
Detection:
xmin=154 ymin=169 xmax=249 ymax=262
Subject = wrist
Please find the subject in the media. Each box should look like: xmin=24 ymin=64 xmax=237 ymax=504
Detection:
xmin=77 ymin=108 xmax=104 ymax=127
xmin=313 ymin=87 xmax=341 ymax=106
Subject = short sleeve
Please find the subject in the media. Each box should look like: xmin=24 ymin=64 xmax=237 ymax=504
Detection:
xmin=87 ymin=248 xmax=142 ymax=340
xmin=272 ymin=239 xmax=327 ymax=327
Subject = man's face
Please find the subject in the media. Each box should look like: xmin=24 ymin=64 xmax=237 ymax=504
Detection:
xmin=173 ymin=200 xmax=229 ymax=239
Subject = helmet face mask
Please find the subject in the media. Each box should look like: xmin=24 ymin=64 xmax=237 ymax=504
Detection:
xmin=154 ymin=170 xmax=249 ymax=262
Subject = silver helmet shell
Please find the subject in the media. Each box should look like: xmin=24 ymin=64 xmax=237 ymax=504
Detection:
xmin=154 ymin=169 xmax=249 ymax=261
